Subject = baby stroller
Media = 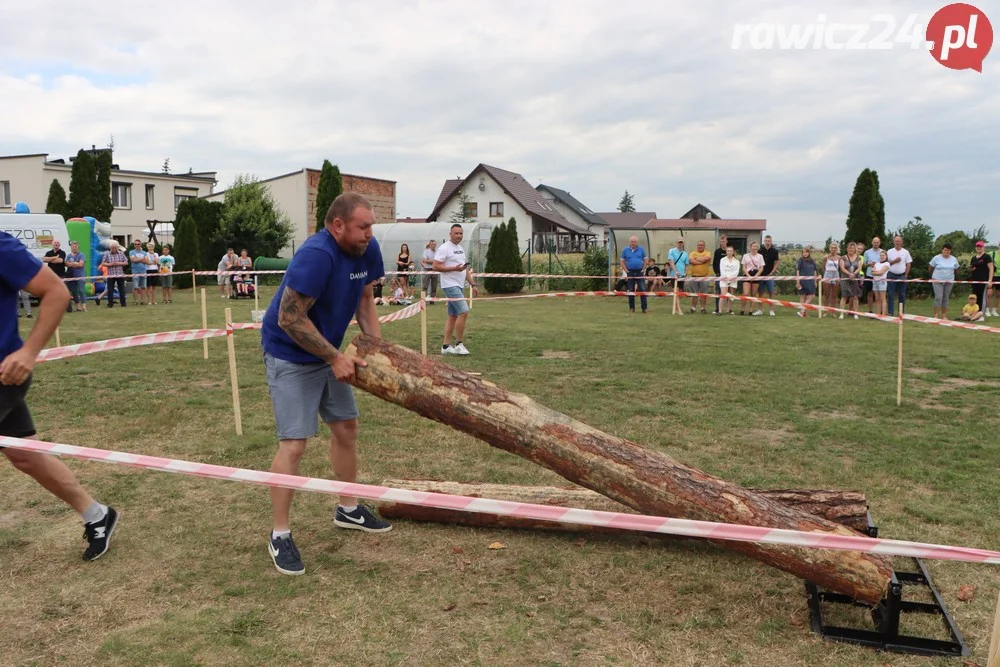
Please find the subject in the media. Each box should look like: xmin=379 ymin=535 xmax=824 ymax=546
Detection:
xmin=230 ymin=273 xmax=256 ymax=299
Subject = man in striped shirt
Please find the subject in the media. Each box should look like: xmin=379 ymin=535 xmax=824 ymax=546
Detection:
xmin=101 ymin=241 xmax=128 ymax=308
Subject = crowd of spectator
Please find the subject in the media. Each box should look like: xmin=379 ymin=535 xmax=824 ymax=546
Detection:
xmin=616 ymin=234 xmax=997 ymax=321
xmin=16 ymin=238 xmax=184 ymax=316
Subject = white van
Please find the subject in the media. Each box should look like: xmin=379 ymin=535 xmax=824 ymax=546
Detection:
xmin=0 ymin=213 xmax=70 ymax=260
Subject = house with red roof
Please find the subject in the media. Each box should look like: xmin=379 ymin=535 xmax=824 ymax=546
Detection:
xmin=427 ymin=164 xmax=599 ymax=254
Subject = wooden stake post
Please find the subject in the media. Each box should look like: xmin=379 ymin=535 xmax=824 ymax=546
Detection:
xmin=224 ymin=307 xmax=243 ymax=436
xmin=192 ymin=270 xmax=198 ymax=302
xmin=420 ymin=289 xmax=428 ymax=356
xmin=988 ymin=589 xmax=1000 ymax=667
xmin=201 ymin=288 xmax=209 ymax=360
xmin=818 ymin=279 xmax=823 ymax=319
xmin=54 ymin=327 xmax=61 ymax=348
xmin=896 ymin=305 xmax=904 ymax=407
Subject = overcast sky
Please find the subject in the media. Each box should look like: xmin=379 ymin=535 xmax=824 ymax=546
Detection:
xmin=2 ymin=0 xmax=997 ymax=244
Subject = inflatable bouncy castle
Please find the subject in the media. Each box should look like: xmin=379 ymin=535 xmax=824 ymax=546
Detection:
xmin=66 ymin=216 xmax=114 ymax=297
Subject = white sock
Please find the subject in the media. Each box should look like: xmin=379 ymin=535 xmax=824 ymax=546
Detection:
xmin=339 ymin=505 xmax=358 ymax=514
xmin=81 ymin=502 xmax=108 ymax=525
xmin=271 ymin=529 xmax=291 ymax=540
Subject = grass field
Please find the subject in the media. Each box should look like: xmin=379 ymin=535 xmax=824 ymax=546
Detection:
xmin=3 ymin=285 xmax=999 ymax=666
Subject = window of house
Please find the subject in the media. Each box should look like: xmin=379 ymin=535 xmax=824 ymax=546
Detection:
xmin=145 ymin=184 xmax=155 ymax=209
xmin=489 ymin=202 xmax=503 ymax=217
xmin=112 ymin=182 xmax=132 ymax=209
xmin=174 ymin=187 xmax=197 ymax=210
xmin=0 ymin=181 xmax=11 ymax=207
xmin=463 ymin=201 xmax=478 ymax=218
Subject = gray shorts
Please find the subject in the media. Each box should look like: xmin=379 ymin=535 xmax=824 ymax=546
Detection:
xmin=161 ymin=274 xmax=173 ymax=289
xmin=132 ymin=273 xmax=147 ymax=288
xmin=686 ymin=278 xmax=709 ymax=295
xmin=264 ymin=353 xmax=358 ymax=440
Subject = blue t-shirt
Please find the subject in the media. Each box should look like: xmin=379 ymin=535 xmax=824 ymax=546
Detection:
xmin=929 ymin=254 xmax=960 ymax=281
xmin=620 ymin=246 xmax=647 ymax=271
xmin=128 ymin=248 xmax=148 ymax=274
xmin=1 ymin=231 xmax=44 ymax=358
xmin=66 ymin=251 xmax=86 ymax=278
xmin=261 ymin=230 xmax=385 ymax=364
xmin=863 ymin=248 xmax=882 ymax=277
xmin=667 ymin=248 xmax=689 ymax=278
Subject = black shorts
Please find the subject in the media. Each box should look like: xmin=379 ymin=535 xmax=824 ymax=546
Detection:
xmin=0 ymin=377 xmax=36 ymax=439
xmin=146 ymin=273 xmax=159 ymax=287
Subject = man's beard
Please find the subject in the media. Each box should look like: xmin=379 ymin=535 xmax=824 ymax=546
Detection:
xmin=346 ymin=241 xmax=369 ymax=257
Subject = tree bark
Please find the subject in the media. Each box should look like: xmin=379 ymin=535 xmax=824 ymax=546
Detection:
xmin=346 ymin=334 xmax=893 ymax=604
xmin=376 ymin=480 xmax=872 ymax=533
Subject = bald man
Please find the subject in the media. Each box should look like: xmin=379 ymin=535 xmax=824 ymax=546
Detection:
xmin=620 ymin=236 xmax=649 ymax=313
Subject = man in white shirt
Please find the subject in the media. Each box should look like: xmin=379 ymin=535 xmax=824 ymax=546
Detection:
xmin=218 ymin=248 xmax=237 ymax=298
xmin=432 ymin=224 xmax=479 ymax=355
xmin=421 ymin=240 xmax=439 ymax=302
xmin=886 ymin=235 xmax=912 ymax=316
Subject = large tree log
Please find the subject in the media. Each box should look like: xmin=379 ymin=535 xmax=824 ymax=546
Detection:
xmin=376 ymin=480 xmax=873 ymax=533
xmin=346 ymin=335 xmax=893 ymax=604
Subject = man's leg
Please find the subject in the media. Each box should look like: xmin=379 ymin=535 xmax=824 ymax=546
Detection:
xmin=3 ymin=449 xmax=94 ymax=513
xmin=443 ymin=315 xmax=456 ymax=346
xmin=638 ymin=277 xmax=648 ymax=312
xmin=454 ymin=312 xmax=469 ymax=342
xmin=269 ymin=439 xmax=307 ymax=531
xmin=887 ymin=278 xmax=897 ymax=316
xmin=898 ymin=278 xmax=907 ymax=312
xmin=626 ymin=277 xmax=636 ymax=311
xmin=327 ymin=419 xmax=359 ymax=508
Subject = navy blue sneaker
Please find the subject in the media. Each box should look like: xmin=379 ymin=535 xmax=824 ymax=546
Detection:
xmin=268 ymin=533 xmax=305 ymax=576
xmin=83 ymin=506 xmax=120 ymax=561
xmin=334 ymin=505 xmax=393 ymax=533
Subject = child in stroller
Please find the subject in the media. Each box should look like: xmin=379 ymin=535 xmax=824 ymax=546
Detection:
xmin=231 ymin=272 xmax=255 ymax=298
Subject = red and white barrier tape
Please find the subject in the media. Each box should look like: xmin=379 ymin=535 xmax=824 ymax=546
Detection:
xmin=424 ymin=289 xmax=1000 ymax=333
xmin=1 ymin=436 xmax=997 ymax=564
xmin=230 ymin=300 xmax=425 ymax=331
xmin=37 ymin=328 xmax=229 ymax=363
xmin=397 ymin=270 xmax=1000 ymax=286
xmin=37 ymin=303 xmax=424 ymax=363
xmin=61 ymin=268 xmax=1000 ymax=287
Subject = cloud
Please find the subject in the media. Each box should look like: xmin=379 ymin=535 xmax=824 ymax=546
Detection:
xmin=1 ymin=0 xmax=997 ymax=242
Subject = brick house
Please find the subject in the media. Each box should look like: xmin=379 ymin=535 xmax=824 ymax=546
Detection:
xmin=206 ymin=168 xmax=396 ymax=256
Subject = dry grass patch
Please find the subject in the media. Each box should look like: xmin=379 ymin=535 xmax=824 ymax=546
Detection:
xmin=5 ymin=291 xmax=1000 ymax=665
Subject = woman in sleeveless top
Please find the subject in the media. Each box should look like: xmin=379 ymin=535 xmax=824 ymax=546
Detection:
xmin=821 ymin=242 xmax=840 ymax=314
xmin=396 ymin=244 xmax=411 ymax=294
xmin=839 ymin=242 xmax=862 ymax=318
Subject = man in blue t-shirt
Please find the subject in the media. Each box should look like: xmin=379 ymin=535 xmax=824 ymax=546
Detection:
xmin=260 ymin=192 xmax=391 ymax=576
xmin=0 ymin=232 xmax=120 ymax=561
xmin=128 ymin=240 xmax=148 ymax=305
xmin=620 ymin=235 xmax=650 ymax=313
xmin=65 ymin=240 xmax=88 ymax=312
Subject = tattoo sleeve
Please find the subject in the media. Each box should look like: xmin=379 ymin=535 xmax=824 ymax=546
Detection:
xmin=277 ymin=287 xmax=339 ymax=362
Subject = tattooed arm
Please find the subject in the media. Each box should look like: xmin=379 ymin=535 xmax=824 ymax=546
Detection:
xmin=277 ymin=287 xmax=340 ymax=363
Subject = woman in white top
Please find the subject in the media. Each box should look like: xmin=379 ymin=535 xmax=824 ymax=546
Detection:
xmin=871 ymin=250 xmax=890 ymax=316
xmin=740 ymin=242 xmax=765 ymax=315
xmin=821 ymin=242 xmax=841 ymax=315
xmin=144 ymin=242 xmax=160 ymax=305
xmin=718 ymin=246 xmax=740 ymax=315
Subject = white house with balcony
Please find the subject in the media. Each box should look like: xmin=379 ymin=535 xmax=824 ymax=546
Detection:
xmin=426 ymin=164 xmax=596 ymax=254
xmin=0 ymin=151 xmax=217 ymax=246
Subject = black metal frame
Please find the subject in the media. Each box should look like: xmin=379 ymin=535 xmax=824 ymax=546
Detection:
xmin=804 ymin=515 xmax=969 ymax=657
